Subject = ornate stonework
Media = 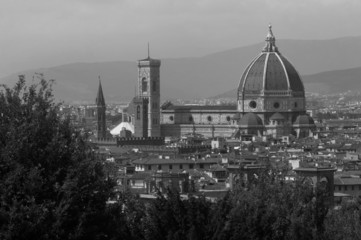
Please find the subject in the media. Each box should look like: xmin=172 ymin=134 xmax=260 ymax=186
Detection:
xmin=159 ymin=25 xmax=314 ymax=139
xmin=236 ymin=25 xmax=314 ymax=138
xmin=136 ymin=57 xmax=161 ymax=137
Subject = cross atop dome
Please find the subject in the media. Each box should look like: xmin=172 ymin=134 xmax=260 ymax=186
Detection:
xmin=267 ymin=24 xmax=274 ymax=38
xmin=262 ymin=24 xmax=278 ymax=53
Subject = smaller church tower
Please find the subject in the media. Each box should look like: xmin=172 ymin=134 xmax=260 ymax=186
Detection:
xmin=96 ymin=77 xmax=107 ymax=139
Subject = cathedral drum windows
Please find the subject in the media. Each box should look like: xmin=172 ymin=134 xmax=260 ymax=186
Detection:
xmin=273 ymin=102 xmax=280 ymax=109
xmin=249 ymin=101 xmax=257 ymax=109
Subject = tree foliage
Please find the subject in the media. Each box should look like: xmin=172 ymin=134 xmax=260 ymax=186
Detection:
xmin=0 ymin=75 xmax=115 ymax=240
xmin=1 ymin=76 xmax=361 ymax=239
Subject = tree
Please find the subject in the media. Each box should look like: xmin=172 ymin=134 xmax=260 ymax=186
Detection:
xmin=138 ymin=189 xmax=211 ymax=240
xmin=2 ymin=75 xmax=360 ymax=239
xmin=205 ymin=167 xmax=329 ymax=240
xmin=0 ymin=75 xmax=115 ymax=240
xmin=324 ymin=199 xmax=361 ymax=240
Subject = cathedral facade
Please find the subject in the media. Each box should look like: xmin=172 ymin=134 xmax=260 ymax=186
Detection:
xmin=130 ymin=26 xmax=315 ymax=139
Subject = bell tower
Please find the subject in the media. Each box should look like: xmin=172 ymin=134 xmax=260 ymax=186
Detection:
xmin=137 ymin=48 xmax=161 ymax=137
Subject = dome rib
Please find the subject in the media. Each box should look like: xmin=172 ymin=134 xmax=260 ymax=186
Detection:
xmin=239 ymin=54 xmax=262 ymax=93
xmin=265 ymin=53 xmax=288 ymax=91
xmin=238 ymin=26 xmax=305 ymax=94
xmin=238 ymin=62 xmax=252 ymax=95
xmin=279 ymin=55 xmax=305 ymax=92
xmin=240 ymin=51 xmax=299 ymax=93
xmin=262 ymin=53 xmax=270 ymax=91
xmin=243 ymin=54 xmax=266 ymax=93
xmin=275 ymin=53 xmax=291 ymax=90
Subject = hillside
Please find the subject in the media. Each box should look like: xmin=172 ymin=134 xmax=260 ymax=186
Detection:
xmin=302 ymin=66 xmax=361 ymax=94
xmin=214 ymin=66 xmax=361 ymax=99
xmin=1 ymin=36 xmax=361 ymax=102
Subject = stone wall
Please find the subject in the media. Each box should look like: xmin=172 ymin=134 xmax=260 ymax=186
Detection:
xmin=161 ymin=124 xmax=237 ymax=138
xmin=162 ymin=112 xmax=235 ymax=125
xmin=117 ymin=137 xmax=165 ymax=146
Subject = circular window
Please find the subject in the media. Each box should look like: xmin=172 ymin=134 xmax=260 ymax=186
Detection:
xmin=189 ymin=116 xmax=193 ymax=122
xmin=294 ymin=102 xmax=298 ymax=108
xmin=273 ymin=102 xmax=280 ymax=109
xmin=169 ymin=116 xmax=174 ymax=121
xmin=249 ymin=101 xmax=257 ymax=109
xmin=226 ymin=116 xmax=231 ymax=122
xmin=207 ymin=116 xmax=212 ymax=122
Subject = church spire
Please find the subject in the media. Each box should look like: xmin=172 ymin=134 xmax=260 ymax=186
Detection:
xmin=96 ymin=76 xmax=106 ymax=106
xmin=262 ymin=24 xmax=278 ymax=53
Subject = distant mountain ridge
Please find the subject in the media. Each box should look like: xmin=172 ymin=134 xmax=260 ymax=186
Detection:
xmin=1 ymin=36 xmax=361 ymax=102
xmin=213 ymin=66 xmax=361 ymax=99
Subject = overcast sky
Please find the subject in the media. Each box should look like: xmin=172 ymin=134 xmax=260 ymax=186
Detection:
xmin=0 ymin=0 xmax=360 ymax=78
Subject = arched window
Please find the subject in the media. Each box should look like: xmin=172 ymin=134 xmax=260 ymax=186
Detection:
xmin=207 ymin=116 xmax=212 ymax=122
xmin=136 ymin=106 xmax=140 ymax=120
xmin=142 ymin=77 xmax=147 ymax=93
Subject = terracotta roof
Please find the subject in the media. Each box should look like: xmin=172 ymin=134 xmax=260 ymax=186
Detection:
xmin=209 ymin=164 xmax=227 ymax=172
xmin=133 ymin=157 xmax=220 ymax=165
xmin=294 ymin=167 xmax=337 ymax=173
xmin=232 ymin=112 xmax=241 ymax=120
xmin=129 ymin=172 xmax=152 ymax=180
xmin=335 ymin=170 xmax=361 ymax=177
xmin=334 ymin=176 xmax=361 ymax=185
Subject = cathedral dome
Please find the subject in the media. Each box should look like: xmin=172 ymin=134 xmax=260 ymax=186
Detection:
xmin=238 ymin=25 xmax=304 ymax=94
xmin=239 ymin=113 xmax=263 ymax=128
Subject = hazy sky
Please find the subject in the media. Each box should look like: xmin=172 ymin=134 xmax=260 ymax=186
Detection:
xmin=0 ymin=0 xmax=360 ymax=77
